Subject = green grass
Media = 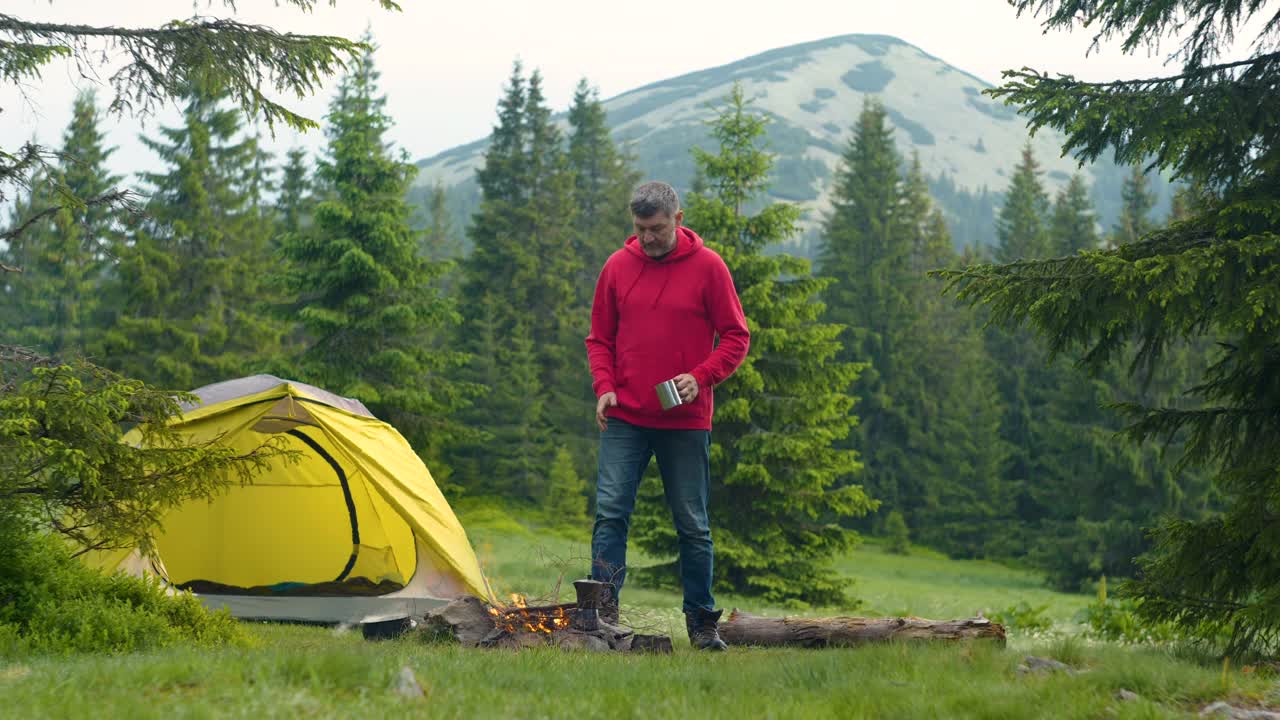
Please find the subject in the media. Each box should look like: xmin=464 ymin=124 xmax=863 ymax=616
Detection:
xmin=466 ymin=506 xmax=1089 ymax=637
xmin=837 ymin=543 xmax=1091 ymax=624
xmin=1 ymin=506 xmax=1276 ymax=719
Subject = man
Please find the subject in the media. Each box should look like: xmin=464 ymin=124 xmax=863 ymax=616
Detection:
xmin=584 ymin=181 xmax=750 ymax=651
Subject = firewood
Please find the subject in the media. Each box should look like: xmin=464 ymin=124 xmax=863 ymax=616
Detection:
xmin=419 ymin=595 xmax=672 ymax=653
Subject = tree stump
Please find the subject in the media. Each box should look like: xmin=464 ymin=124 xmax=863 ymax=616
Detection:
xmin=718 ymin=610 xmax=1006 ymax=648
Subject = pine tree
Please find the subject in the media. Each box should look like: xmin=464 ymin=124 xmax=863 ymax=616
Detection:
xmin=947 ymin=0 xmax=1280 ymax=653
xmin=454 ymin=63 xmax=582 ymax=502
xmin=96 ymin=77 xmax=286 ymax=389
xmin=981 ymin=145 xmax=1059 ymax=556
xmin=1050 ymin=174 xmax=1100 ymax=255
xmin=545 ymin=447 xmax=589 ymax=526
xmin=636 ymin=84 xmax=871 ymax=606
xmin=520 ymin=70 xmax=580 ymax=380
xmin=896 ymin=156 xmax=1009 ymax=556
xmin=884 ymin=511 xmax=911 ymax=555
xmin=816 ymin=100 xmax=914 ymax=520
xmin=277 ymin=146 xmax=312 ymax=236
xmin=0 ymin=91 xmax=119 ymax=355
xmin=279 ymin=41 xmax=475 ymax=465
xmin=1166 ymin=182 xmax=1211 ymax=224
xmin=995 ymin=142 xmax=1051 ymax=262
xmin=1109 ymin=164 xmax=1156 ymax=248
xmin=421 ymin=182 xmax=461 ymax=261
xmin=567 ymin=78 xmax=640 ymax=298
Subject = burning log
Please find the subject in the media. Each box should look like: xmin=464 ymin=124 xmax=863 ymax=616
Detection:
xmin=718 ymin=610 xmax=1006 ymax=648
xmin=419 ymin=581 xmax=672 ymax=653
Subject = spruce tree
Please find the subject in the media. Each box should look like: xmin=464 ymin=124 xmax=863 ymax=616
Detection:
xmin=277 ymin=147 xmax=312 ymax=236
xmin=279 ymin=41 xmax=475 ymax=466
xmin=1050 ymin=174 xmax=1100 ymax=256
xmin=636 ymin=84 xmax=871 ymax=606
xmin=454 ymin=63 xmax=582 ymax=502
xmin=816 ymin=100 xmax=914 ymax=520
xmin=946 ymin=0 xmax=1280 ymax=653
xmin=421 ymin=182 xmax=461 ymax=262
xmin=520 ymin=70 xmax=580 ymax=381
xmin=982 ymin=145 xmax=1058 ymax=554
xmin=896 ymin=156 xmax=1009 ymax=556
xmin=1 ymin=91 xmax=119 ymax=355
xmin=545 ymin=447 xmax=589 ymax=526
xmin=96 ymin=76 xmax=286 ymax=389
xmin=1109 ymin=164 xmax=1156 ymax=248
xmin=567 ymin=78 xmax=640 ymax=298
xmin=995 ymin=142 xmax=1051 ymax=262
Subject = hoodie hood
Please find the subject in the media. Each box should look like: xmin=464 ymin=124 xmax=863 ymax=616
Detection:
xmin=618 ymin=226 xmax=705 ymax=309
xmin=624 ymin=225 xmax=704 ymax=264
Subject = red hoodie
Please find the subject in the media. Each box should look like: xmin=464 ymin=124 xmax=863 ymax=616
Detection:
xmin=585 ymin=226 xmax=750 ymax=430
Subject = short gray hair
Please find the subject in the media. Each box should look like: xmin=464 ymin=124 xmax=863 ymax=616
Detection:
xmin=630 ymin=181 xmax=680 ymax=218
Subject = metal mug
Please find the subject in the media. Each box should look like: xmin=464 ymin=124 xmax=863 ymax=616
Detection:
xmin=655 ymin=378 xmax=684 ymax=411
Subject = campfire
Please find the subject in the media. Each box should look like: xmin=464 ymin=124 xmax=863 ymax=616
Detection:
xmin=423 ymin=580 xmax=673 ymax=653
xmin=487 ymin=594 xmax=572 ymax=635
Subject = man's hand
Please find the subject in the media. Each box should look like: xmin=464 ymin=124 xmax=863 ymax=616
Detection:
xmin=596 ymin=392 xmax=618 ymax=431
xmin=674 ymin=373 xmax=699 ymax=404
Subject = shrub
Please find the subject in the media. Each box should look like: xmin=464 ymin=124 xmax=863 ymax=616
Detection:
xmin=884 ymin=511 xmax=911 ymax=555
xmin=990 ymin=601 xmax=1053 ymax=633
xmin=0 ymin=531 xmax=245 ymax=656
xmin=1079 ymin=576 xmax=1181 ymax=645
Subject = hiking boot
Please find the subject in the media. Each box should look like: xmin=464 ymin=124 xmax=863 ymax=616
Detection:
xmin=685 ymin=607 xmax=728 ymax=651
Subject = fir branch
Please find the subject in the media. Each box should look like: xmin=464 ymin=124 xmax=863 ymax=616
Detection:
xmin=0 ymin=14 xmax=370 ymax=131
xmin=987 ymin=52 xmax=1280 ymax=185
xmin=1 ymin=187 xmax=137 ymax=245
xmin=1000 ymin=50 xmax=1280 ymax=91
xmin=1010 ymin=0 xmax=1280 ymax=67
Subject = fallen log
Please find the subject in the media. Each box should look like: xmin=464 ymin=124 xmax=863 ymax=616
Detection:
xmin=719 ymin=610 xmax=1006 ymax=648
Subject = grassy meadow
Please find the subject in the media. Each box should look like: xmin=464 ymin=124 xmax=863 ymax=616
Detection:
xmin=1 ymin=505 xmax=1277 ymax=719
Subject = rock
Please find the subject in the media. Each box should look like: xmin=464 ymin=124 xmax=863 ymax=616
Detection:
xmin=423 ymin=596 xmax=498 ymax=647
xmin=1116 ymin=689 xmax=1140 ymax=702
xmin=1200 ymin=701 xmax=1280 ymax=719
xmin=394 ymin=666 xmax=424 ymax=699
xmin=628 ymin=634 xmax=675 ymax=654
xmin=553 ymin=630 xmax=611 ymax=652
xmin=1017 ymin=655 xmax=1076 ymax=675
xmin=500 ymin=632 xmax=552 ymax=650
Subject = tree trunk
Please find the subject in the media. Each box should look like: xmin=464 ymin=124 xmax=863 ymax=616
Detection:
xmin=719 ymin=610 xmax=1006 ymax=648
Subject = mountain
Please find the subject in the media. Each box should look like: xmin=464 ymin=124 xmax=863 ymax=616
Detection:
xmin=412 ymin=34 xmax=1171 ymax=255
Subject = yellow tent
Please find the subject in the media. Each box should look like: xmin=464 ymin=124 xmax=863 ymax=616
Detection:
xmin=87 ymin=375 xmax=491 ymax=625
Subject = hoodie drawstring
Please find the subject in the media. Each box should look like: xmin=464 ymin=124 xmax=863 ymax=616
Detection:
xmin=651 ymin=265 xmax=672 ymax=309
xmin=620 ymin=263 xmax=648 ymax=306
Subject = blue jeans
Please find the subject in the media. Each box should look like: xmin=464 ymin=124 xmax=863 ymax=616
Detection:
xmin=591 ymin=418 xmax=715 ymax=613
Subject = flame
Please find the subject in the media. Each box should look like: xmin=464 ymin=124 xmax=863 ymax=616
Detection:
xmin=488 ymin=600 xmax=570 ymax=635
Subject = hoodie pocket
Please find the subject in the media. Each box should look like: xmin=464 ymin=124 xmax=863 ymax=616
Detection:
xmin=617 ymin=351 xmax=687 ymax=416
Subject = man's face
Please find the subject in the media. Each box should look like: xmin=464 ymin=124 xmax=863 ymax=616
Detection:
xmin=633 ymin=210 xmax=682 ymax=258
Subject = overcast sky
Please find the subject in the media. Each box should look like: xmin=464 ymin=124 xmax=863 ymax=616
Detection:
xmin=1 ymin=0 xmax=1266 ymax=179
